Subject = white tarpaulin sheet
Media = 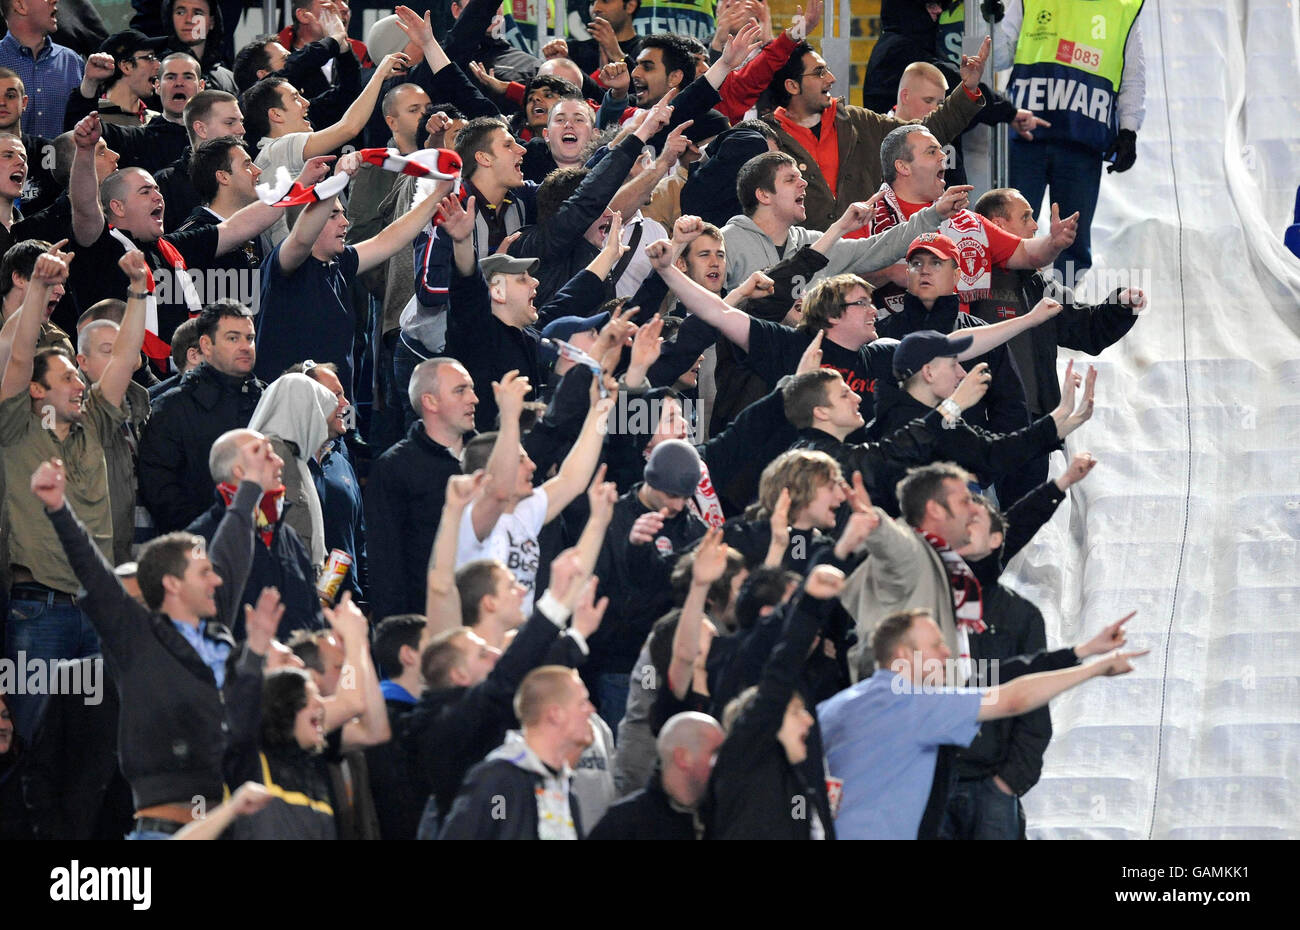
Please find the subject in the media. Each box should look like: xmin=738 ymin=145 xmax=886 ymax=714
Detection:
xmin=1003 ymin=0 xmax=1300 ymax=838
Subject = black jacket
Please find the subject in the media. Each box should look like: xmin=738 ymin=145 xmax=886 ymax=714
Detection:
xmin=507 ymin=133 xmax=642 ymax=310
xmin=188 ymin=494 xmax=323 ymax=640
xmin=364 ymin=420 xmax=467 ymax=622
xmin=589 ymin=486 xmax=708 ymax=678
xmin=871 ymin=380 xmax=1061 ymax=488
xmin=970 ymin=269 xmax=1138 ymax=416
xmin=708 ymin=591 xmax=837 ymax=840
xmin=403 ymin=607 xmax=571 ymax=819
xmin=62 ymin=106 xmax=189 ymax=174
xmin=876 ymin=292 xmax=1029 ymax=436
xmin=21 ymin=657 xmax=134 ymax=840
xmin=586 ymin=769 xmax=702 ymax=840
xmin=154 ymin=148 xmax=203 ymax=234
xmin=788 ymin=410 xmax=944 ymax=517
xmin=363 ymin=695 xmax=422 ymax=841
xmin=680 ymin=125 xmax=771 ymax=229
xmin=138 ymin=362 xmax=265 ymax=532
xmin=0 ymin=740 xmax=33 ymax=840
xmin=45 ymin=486 xmax=265 ymax=811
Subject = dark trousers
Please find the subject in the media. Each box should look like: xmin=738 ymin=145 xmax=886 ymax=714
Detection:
xmin=939 ymin=776 xmax=1025 ymax=841
xmin=1010 ymin=138 xmax=1104 ymax=278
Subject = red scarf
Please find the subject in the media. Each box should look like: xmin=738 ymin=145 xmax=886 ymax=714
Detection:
xmin=218 ymin=482 xmax=286 ymax=548
xmin=919 ymin=530 xmax=985 ymax=633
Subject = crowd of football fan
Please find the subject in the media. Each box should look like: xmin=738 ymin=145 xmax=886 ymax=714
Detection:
xmin=0 ymin=0 xmax=1150 ymax=839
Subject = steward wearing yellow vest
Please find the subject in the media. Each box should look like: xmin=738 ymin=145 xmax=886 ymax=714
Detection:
xmin=633 ymin=0 xmax=717 ymax=44
xmin=997 ymin=0 xmax=1146 ymax=274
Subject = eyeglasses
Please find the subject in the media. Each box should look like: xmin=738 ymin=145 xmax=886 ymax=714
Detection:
xmin=840 ymin=298 xmax=872 ymax=309
xmin=802 ymin=67 xmax=831 ymax=79
xmin=131 ymin=53 xmax=159 ymax=63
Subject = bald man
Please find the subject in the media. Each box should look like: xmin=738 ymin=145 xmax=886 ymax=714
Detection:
xmin=588 ymin=711 xmax=723 ymax=840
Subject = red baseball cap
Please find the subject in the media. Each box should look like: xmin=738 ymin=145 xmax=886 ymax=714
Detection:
xmin=906 ymin=232 xmax=959 ymax=262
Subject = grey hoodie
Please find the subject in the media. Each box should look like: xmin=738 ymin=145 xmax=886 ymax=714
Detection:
xmin=720 ymin=204 xmax=945 ymax=291
xmin=248 ymin=373 xmax=338 ymax=567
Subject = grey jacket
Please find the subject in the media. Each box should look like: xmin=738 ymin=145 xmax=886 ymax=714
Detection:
xmin=838 ymin=510 xmax=960 ymax=684
xmin=720 ymin=204 xmax=945 ymax=291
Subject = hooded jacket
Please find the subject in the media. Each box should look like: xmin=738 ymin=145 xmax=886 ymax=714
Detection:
xmin=680 ymin=127 xmax=773 ymax=229
xmin=248 ymin=373 xmax=337 ymax=567
xmin=162 ymin=0 xmax=237 ymax=93
xmin=439 ymin=730 xmax=582 ymax=840
xmin=720 ymin=203 xmax=944 ymax=291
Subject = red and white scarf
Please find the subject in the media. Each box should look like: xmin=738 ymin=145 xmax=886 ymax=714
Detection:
xmin=919 ymin=530 xmax=985 ymax=633
xmin=870 ymin=183 xmax=994 ymax=304
xmin=218 ymin=481 xmax=286 ymax=548
xmin=920 ymin=529 xmax=984 ymax=684
xmin=107 ymin=227 xmax=199 ymax=364
xmin=255 ymin=147 xmax=463 ymax=209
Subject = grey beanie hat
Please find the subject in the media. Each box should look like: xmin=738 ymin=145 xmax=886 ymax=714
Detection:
xmin=644 ymin=439 xmax=702 ymax=499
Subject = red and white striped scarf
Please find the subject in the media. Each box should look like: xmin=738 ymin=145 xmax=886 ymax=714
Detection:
xmin=869 ymin=183 xmax=994 ymax=304
xmin=919 ymin=529 xmax=985 ymax=633
xmin=107 ymin=227 xmax=199 ymax=364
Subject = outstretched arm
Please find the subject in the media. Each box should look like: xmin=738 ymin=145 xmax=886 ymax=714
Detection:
xmin=215 ymin=156 xmax=335 ymax=257
xmin=958 ymin=296 xmax=1063 ymax=359
xmin=646 ymin=237 xmax=754 ymax=350
xmin=355 ymin=176 xmax=455 ymax=273
xmin=978 ymin=649 xmax=1147 ymax=721
xmin=303 ymin=53 xmax=412 ymax=158
xmin=1007 ymin=203 xmax=1079 ymax=269
xmin=70 ymin=114 xmax=105 ymax=247
xmin=540 ymin=381 xmax=616 ymax=523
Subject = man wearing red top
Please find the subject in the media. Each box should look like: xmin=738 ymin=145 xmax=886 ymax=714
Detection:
xmin=867 ymin=124 xmax=1078 ymax=318
xmin=763 ymin=36 xmax=990 ymax=233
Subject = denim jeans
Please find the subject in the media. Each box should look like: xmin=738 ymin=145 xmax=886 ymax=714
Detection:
xmin=126 ymin=828 xmax=176 ymax=841
xmin=595 ymin=672 xmax=631 ymax=731
xmin=5 ymin=596 xmax=100 ymax=742
xmin=939 ymin=776 xmax=1024 ymax=841
xmin=1009 ymin=138 xmax=1104 ymax=277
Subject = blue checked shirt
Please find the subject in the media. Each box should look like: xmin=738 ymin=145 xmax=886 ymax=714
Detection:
xmin=0 ymin=32 xmax=84 ymax=138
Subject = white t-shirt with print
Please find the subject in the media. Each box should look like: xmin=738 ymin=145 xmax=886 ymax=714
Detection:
xmin=456 ymin=488 xmax=549 ymax=615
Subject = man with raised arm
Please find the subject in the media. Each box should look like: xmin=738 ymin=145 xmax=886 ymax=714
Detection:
xmin=645 ymin=228 xmax=1062 ymax=424
xmin=29 ymin=434 xmax=287 ymax=838
xmin=458 ymin=370 xmax=616 ymax=614
xmin=0 ymin=246 xmax=144 ymax=739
